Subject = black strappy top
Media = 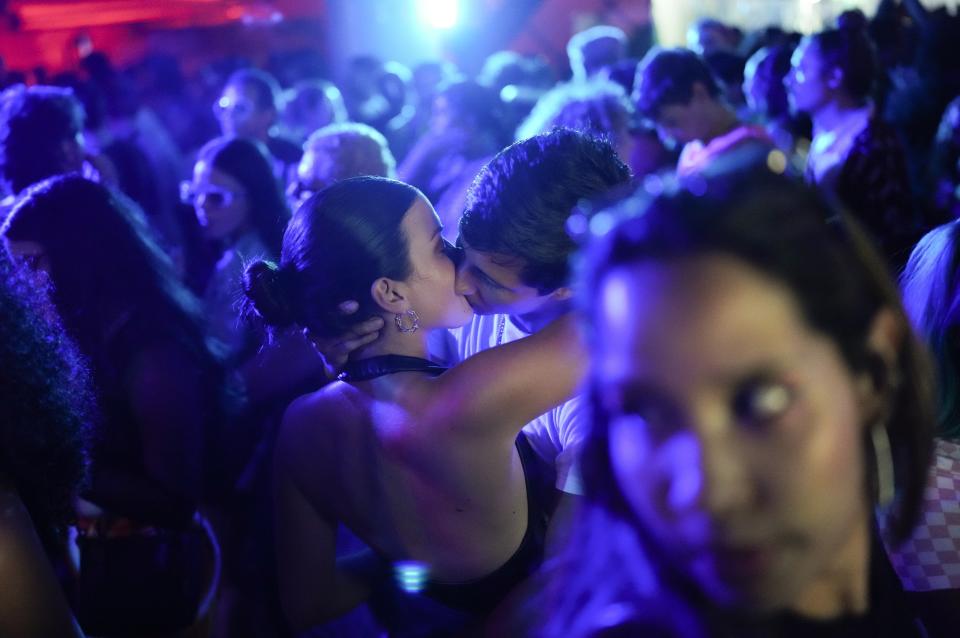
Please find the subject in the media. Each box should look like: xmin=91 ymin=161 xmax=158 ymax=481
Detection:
xmin=341 ymin=355 xmax=555 ymax=616
xmin=338 ymin=354 xmax=449 ymax=382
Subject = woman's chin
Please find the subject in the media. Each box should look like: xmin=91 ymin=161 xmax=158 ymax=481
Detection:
xmin=446 ymin=302 xmax=475 ymax=329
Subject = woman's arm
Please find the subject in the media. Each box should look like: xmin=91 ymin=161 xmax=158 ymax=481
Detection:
xmin=0 ymin=490 xmax=84 ymax=638
xmin=415 ymin=314 xmax=587 ymax=440
xmin=274 ymin=400 xmax=376 ymax=631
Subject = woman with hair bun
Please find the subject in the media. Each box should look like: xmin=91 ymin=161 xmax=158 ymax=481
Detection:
xmin=786 ymin=24 xmax=915 ymax=265
xmin=243 ymin=176 xmax=583 ymax=634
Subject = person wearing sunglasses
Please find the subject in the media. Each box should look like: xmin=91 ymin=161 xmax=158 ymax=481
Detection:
xmin=185 ymin=136 xmax=288 ymax=362
xmin=214 ymin=68 xmax=302 ymax=184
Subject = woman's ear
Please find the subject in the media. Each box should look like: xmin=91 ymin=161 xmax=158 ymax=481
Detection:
xmin=867 ymin=307 xmax=904 ymax=380
xmin=856 ymin=307 xmax=904 ymax=420
xmin=826 ymin=67 xmax=844 ymax=92
xmin=549 ymin=286 xmax=574 ymax=302
xmin=370 ymin=277 xmax=407 ymax=314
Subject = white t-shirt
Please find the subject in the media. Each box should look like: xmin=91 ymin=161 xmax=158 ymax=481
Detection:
xmin=430 ymin=313 xmax=586 ymax=494
xmin=806 ymin=105 xmax=873 ymax=188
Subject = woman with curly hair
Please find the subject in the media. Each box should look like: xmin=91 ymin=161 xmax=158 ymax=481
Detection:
xmin=2 ymin=175 xmax=224 ymax=636
xmin=0 ymin=249 xmax=92 ymax=637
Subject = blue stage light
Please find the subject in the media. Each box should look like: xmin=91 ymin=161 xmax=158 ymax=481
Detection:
xmin=417 ymin=0 xmax=459 ymax=30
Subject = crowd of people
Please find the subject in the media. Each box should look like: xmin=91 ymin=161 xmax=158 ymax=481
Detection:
xmin=2 ymin=0 xmax=960 ymax=636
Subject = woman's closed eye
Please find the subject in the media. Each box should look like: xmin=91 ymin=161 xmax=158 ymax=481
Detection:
xmin=441 ymin=239 xmax=464 ymax=266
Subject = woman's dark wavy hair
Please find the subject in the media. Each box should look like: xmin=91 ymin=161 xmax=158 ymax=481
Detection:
xmin=541 ymin=168 xmax=935 ymax=637
xmin=0 ymin=250 xmax=94 ymax=553
xmin=900 ymin=220 xmax=960 ymax=440
xmin=0 ymin=84 xmax=85 ymax=195
xmin=197 ymin=136 xmax=289 ymax=258
xmin=243 ymin=176 xmax=419 ymax=339
xmin=808 ymin=26 xmax=878 ymax=104
xmin=1 ymin=176 xmax=210 ymax=363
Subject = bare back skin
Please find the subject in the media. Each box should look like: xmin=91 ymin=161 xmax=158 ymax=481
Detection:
xmin=276 ymin=316 xmax=584 ymax=629
xmin=285 ymin=378 xmax=527 ymax=575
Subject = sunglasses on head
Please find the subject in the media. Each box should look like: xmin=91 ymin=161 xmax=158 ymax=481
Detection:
xmin=180 ymin=181 xmax=242 ymax=208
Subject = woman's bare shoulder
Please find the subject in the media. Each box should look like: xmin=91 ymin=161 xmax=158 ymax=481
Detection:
xmin=277 ymin=382 xmax=365 ymax=460
xmin=284 ymin=381 xmax=361 ymax=424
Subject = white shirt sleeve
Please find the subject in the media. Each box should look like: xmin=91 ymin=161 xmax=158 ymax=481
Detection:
xmin=554 ymin=396 xmax=589 ymax=495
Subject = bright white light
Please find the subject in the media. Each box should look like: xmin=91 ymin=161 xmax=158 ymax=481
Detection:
xmin=417 ymin=0 xmax=459 ymax=30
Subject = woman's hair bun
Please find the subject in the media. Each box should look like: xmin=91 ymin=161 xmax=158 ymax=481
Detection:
xmin=242 ymin=260 xmax=298 ymax=328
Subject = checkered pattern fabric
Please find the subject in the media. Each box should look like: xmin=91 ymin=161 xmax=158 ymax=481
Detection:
xmin=883 ymin=439 xmax=960 ymax=592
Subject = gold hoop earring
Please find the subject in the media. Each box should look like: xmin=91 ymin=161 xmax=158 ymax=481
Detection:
xmin=395 ymin=309 xmax=419 ymax=333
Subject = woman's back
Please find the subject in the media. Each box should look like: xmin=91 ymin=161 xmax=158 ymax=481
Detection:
xmin=278 ymin=373 xmax=529 ymax=581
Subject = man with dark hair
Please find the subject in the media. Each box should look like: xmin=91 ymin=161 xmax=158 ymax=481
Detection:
xmin=447 ymin=129 xmax=630 ymax=502
xmin=0 ymin=84 xmax=86 ymax=199
xmin=215 ymin=68 xmax=301 ymax=181
xmin=458 ymin=128 xmax=627 ymax=320
xmin=633 ymin=47 xmax=773 ymax=175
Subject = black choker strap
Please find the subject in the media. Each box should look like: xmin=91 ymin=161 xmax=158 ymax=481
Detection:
xmin=338 ymin=355 xmax=448 ymax=382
